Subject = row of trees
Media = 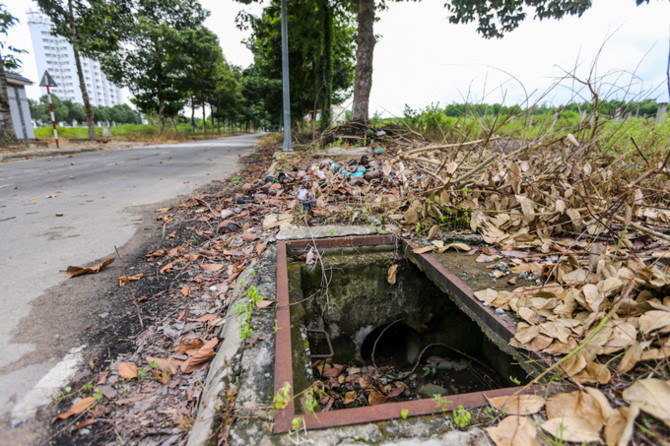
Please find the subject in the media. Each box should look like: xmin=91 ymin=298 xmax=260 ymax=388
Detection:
xmin=430 ymin=99 xmax=664 ymax=119
xmin=28 ymin=95 xmax=141 ymax=125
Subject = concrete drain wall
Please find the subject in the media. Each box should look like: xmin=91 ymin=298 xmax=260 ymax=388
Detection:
xmin=274 ymin=235 xmax=538 ymax=433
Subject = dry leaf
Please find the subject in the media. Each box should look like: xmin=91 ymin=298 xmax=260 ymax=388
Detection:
xmin=343 ymin=391 xmax=357 ymax=405
xmin=202 ymin=263 xmax=224 ymax=272
xmin=256 ymin=243 xmax=267 ymax=256
xmin=546 ymin=391 xmax=606 ymax=429
xmin=52 ymin=397 xmax=96 ymax=422
xmin=638 ymin=310 xmax=670 ymax=335
xmin=256 ymin=299 xmax=273 ymax=309
xmin=440 ymin=242 xmax=471 ymax=252
xmin=622 ymin=378 xmax=670 ymax=421
xmin=412 ymin=246 xmax=435 ymax=254
xmin=428 ymin=225 xmax=439 ymax=239
xmin=474 ymin=288 xmax=498 ymax=304
xmin=541 ymin=417 xmax=602 ymax=443
xmin=485 ymin=416 xmax=539 ymax=446
xmin=181 ymin=338 xmax=219 ymax=373
xmin=368 ymin=390 xmax=389 ymax=406
xmin=188 ymin=314 xmax=217 ymax=323
xmin=66 ymin=258 xmax=115 ymax=278
xmin=605 ymin=404 xmax=639 ymax=446
xmin=387 ymin=264 xmax=398 ymax=285
xmin=489 ymin=395 xmax=545 ymax=415
xmin=174 ymin=336 xmax=204 ymax=355
xmin=116 ymin=273 xmax=143 ymax=287
xmin=617 ymin=343 xmax=642 ymax=375
xmin=118 ymin=362 xmax=138 ymax=380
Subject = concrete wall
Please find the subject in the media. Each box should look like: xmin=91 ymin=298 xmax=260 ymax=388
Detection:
xmin=8 ymin=84 xmax=35 ymax=140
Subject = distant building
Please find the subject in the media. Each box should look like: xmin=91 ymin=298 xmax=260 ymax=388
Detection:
xmin=6 ymin=72 xmax=35 ymax=140
xmin=27 ymin=11 xmax=124 ymax=107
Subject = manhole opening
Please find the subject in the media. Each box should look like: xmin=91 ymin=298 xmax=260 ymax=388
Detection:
xmin=286 ymin=243 xmax=529 ymax=416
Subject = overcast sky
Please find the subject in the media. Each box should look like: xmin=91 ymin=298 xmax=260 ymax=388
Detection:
xmin=6 ymin=0 xmax=670 ymax=117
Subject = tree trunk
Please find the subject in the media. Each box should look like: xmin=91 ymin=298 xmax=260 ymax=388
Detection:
xmin=190 ymin=96 xmax=196 ymax=132
xmin=210 ymin=103 xmax=214 ymax=132
xmin=68 ymin=0 xmax=95 ymax=140
xmin=319 ymin=0 xmax=333 ymax=131
xmin=202 ymin=101 xmax=206 ymax=133
xmin=0 ymin=55 xmax=17 ymax=143
xmin=158 ymin=98 xmax=165 ymax=133
xmin=351 ymin=0 xmax=375 ymax=125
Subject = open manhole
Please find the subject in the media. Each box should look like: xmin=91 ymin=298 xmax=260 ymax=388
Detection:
xmin=274 ymin=235 xmax=540 ymax=433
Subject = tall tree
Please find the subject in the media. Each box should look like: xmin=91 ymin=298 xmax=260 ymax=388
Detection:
xmin=37 ymin=0 xmax=126 ymax=139
xmin=100 ymin=0 xmax=209 ymax=132
xmin=350 ymin=0 xmax=662 ymax=125
xmin=240 ymin=0 xmax=356 ymax=128
xmin=0 ymin=4 xmax=25 ymax=143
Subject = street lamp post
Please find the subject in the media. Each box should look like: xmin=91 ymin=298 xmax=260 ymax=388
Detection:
xmin=280 ymin=0 xmax=292 ymax=151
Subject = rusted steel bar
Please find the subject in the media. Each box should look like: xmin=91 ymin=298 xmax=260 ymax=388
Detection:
xmin=285 ymin=234 xmax=397 ymax=252
xmin=306 ymin=329 xmax=334 ymax=359
xmin=273 ymin=242 xmax=295 ymax=434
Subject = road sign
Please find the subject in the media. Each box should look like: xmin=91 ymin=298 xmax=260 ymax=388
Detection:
xmin=39 ymin=70 xmax=57 ymax=87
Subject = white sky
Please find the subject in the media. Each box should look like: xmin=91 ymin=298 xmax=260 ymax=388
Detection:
xmin=5 ymin=0 xmax=670 ymax=117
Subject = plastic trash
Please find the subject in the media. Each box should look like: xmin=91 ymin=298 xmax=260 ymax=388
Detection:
xmin=297 ymin=187 xmax=309 ymax=201
xmin=374 ymin=148 xmax=383 ymax=154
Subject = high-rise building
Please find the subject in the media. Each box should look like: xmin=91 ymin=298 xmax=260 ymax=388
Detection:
xmin=27 ymin=11 xmax=124 ymax=107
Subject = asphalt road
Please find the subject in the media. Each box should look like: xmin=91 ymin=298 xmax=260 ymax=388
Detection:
xmin=0 ymin=134 xmax=261 ymax=437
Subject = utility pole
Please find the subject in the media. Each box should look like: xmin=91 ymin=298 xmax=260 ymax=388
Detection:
xmin=280 ymin=0 xmax=292 ymax=151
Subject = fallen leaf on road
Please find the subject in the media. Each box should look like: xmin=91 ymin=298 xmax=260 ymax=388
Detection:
xmin=66 ymin=258 xmax=115 ymax=278
xmin=118 ymin=362 xmax=138 ymax=380
xmin=188 ymin=314 xmax=217 ymax=323
xmin=55 ymin=212 xmax=63 ymax=217
xmin=202 ymin=263 xmax=224 ymax=272
xmin=116 ymin=273 xmax=143 ymax=287
xmin=156 ymin=207 xmax=171 ymax=213
xmin=52 ymin=397 xmax=96 ymax=423
xmin=181 ymin=338 xmax=219 ymax=373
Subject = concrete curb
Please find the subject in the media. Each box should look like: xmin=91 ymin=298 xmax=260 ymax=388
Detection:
xmin=0 ymin=144 xmax=133 ymax=162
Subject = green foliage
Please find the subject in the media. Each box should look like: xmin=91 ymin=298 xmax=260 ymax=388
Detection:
xmin=30 ymin=95 xmax=141 ymax=125
xmin=447 ymin=0 xmax=594 ymax=39
xmin=509 ymin=376 xmax=521 ymax=385
xmin=291 ymin=416 xmax=302 ymax=433
xmin=274 ymin=382 xmax=292 ymax=409
xmin=98 ymin=0 xmax=210 ymax=131
xmin=452 ymin=405 xmax=471 ymax=428
xmin=401 ymin=408 xmax=409 ymax=419
xmin=238 ymin=0 xmax=356 ymax=128
xmin=0 ymin=4 xmax=26 ymax=69
xmin=433 ymin=394 xmax=451 ymax=412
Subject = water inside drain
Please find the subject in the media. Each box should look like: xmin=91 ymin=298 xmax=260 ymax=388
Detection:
xmin=281 ymin=237 xmax=529 ymax=422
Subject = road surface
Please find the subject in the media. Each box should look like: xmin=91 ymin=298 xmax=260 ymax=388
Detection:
xmin=0 ymin=134 xmax=261 ymax=441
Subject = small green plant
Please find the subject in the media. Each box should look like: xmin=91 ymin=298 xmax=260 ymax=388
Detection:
xmin=452 ymin=405 xmax=471 ymax=428
xmin=401 ymin=408 xmax=409 ymax=419
xmin=150 ymin=360 xmax=159 ymax=369
xmin=274 ymin=382 xmax=292 ymax=409
xmin=230 ymin=176 xmax=241 ymax=185
xmin=485 ymin=405 xmax=496 ymax=420
xmin=138 ymin=368 xmax=148 ymax=377
xmin=509 ymin=376 xmax=521 ymax=385
xmin=433 ymin=394 xmax=451 ymax=412
xmin=291 ymin=416 xmax=303 ymax=433
xmin=92 ymin=390 xmax=104 ymax=400
xmin=423 ymin=366 xmax=435 ymax=377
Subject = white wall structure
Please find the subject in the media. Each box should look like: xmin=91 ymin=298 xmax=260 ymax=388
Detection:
xmin=27 ymin=11 xmax=124 ymax=107
xmin=6 ymin=72 xmax=36 ymax=140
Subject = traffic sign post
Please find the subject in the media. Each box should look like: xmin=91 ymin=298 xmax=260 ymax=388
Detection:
xmin=39 ymin=71 xmax=59 ymax=149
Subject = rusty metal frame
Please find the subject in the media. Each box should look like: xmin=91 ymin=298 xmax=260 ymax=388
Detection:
xmin=273 ymin=235 xmax=533 ymax=434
